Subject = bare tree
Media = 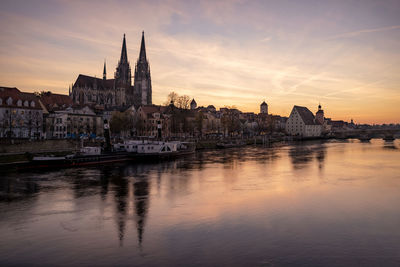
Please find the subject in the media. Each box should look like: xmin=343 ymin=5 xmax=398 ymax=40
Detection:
xmin=164 ymin=91 xmax=179 ymax=106
xmin=176 ymin=95 xmax=190 ymax=109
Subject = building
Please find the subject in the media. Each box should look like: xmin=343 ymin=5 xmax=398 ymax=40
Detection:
xmin=136 ymin=105 xmax=168 ymax=137
xmin=190 ymin=99 xmax=197 ymax=110
xmin=45 ymin=106 xmax=103 ymax=139
xmin=39 ymin=92 xmax=73 ymax=112
xmin=0 ymin=87 xmax=43 ymax=139
xmin=260 ymin=101 xmax=268 ymax=114
xmin=70 ymin=32 xmax=152 ymax=109
xmin=315 ymin=104 xmax=324 ymax=125
xmin=285 ymin=105 xmax=322 ymax=137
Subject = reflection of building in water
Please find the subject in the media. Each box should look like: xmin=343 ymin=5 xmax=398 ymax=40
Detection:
xmin=315 ymin=146 xmax=326 ymax=170
xmin=0 ymin=174 xmax=39 ymax=202
xmin=133 ymin=178 xmax=150 ymax=246
xmin=289 ymin=143 xmax=326 ymax=170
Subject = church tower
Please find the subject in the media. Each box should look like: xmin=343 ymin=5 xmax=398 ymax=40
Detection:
xmin=103 ymin=60 xmax=106 ymax=80
xmin=134 ymin=31 xmax=152 ymax=106
xmin=115 ymin=34 xmax=132 ymax=86
xmin=260 ymin=101 xmax=268 ymax=114
xmin=316 ymin=103 xmax=324 ymax=125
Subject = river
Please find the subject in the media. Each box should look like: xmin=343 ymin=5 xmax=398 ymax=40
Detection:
xmin=1 ymin=139 xmax=400 ymax=266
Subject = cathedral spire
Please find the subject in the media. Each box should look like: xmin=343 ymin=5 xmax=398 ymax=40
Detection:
xmin=134 ymin=31 xmax=152 ymax=106
xmin=103 ymin=60 xmax=106 ymax=80
xmin=115 ymin=34 xmax=131 ymax=86
xmin=120 ymin=34 xmax=128 ymax=63
xmin=139 ymin=31 xmax=146 ymax=62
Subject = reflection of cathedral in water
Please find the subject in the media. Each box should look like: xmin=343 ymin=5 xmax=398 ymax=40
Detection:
xmin=133 ymin=178 xmax=149 ymax=245
xmin=108 ymin=164 xmax=152 ymax=247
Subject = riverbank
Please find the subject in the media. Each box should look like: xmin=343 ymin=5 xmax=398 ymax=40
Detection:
xmin=0 ymin=136 xmax=321 ymax=170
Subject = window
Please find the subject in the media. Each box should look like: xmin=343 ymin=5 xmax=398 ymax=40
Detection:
xmin=30 ymin=101 xmax=35 ymax=107
xmin=17 ymin=100 xmax=22 ymax=106
xmin=24 ymin=101 xmax=29 ymax=107
xmin=0 ymin=98 xmax=2 ymax=105
xmin=7 ymin=97 xmax=12 ymax=105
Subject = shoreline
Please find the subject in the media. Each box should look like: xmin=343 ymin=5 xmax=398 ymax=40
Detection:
xmin=1 ymin=137 xmax=395 ymax=172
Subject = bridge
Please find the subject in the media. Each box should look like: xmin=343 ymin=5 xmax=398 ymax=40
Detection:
xmin=332 ymin=128 xmax=400 ymax=140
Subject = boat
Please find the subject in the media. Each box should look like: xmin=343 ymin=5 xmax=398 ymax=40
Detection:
xmin=28 ymin=146 xmax=131 ymax=169
xmin=134 ymin=141 xmax=195 ymax=160
xmin=358 ymin=135 xmax=371 ymax=142
xmin=383 ymin=136 xmax=395 ymax=141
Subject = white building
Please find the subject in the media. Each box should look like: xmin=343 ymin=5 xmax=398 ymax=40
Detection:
xmin=45 ymin=106 xmax=103 ymax=139
xmin=285 ymin=105 xmax=322 ymax=137
xmin=0 ymin=87 xmax=43 ymax=139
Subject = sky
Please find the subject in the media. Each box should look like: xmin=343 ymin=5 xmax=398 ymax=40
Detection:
xmin=0 ymin=0 xmax=399 ymax=124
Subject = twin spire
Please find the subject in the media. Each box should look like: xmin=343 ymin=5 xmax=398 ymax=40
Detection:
xmin=102 ymin=32 xmax=147 ymax=81
xmin=119 ymin=31 xmax=147 ymax=64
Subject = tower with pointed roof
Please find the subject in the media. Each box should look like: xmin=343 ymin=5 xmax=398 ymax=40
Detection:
xmin=190 ymin=99 xmax=197 ymax=110
xmin=315 ymin=103 xmax=324 ymax=125
xmin=115 ymin=34 xmax=132 ymax=86
xmin=103 ymin=60 xmax=107 ymax=81
xmin=260 ymin=101 xmax=268 ymax=114
xmin=134 ymin=31 xmax=152 ymax=106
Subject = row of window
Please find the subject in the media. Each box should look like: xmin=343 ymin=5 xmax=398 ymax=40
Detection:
xmin=4 ymin=109 xmax=40 ymax=116
xmin=0 ymin=98 xmax=36 ymax=107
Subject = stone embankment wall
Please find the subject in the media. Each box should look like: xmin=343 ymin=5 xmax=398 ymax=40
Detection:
xmin=0 ymin=140 xmax=79 ymax=154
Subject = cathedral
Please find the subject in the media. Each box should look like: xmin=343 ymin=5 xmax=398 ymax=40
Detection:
xmin=70 ymin=32 xmax=152 ymax=108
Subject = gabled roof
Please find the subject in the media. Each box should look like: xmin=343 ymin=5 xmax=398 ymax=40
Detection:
xmin=0 ymin=86 xmax=42 ymax=110
xmin=293 ymin=105 xmax=320 ymax=125
xmin=39 ymin=92 xmax=73 ymax=111
xmin=73 ymin=74 xmax=116 ymax=89
xmin=261 ymin=101 xmax=268 ymax=106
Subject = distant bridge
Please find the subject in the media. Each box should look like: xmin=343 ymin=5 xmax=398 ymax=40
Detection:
xmin=332 ymin=128 xmax=400 ymax=139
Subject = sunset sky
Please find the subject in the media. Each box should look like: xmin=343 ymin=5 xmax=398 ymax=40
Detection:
xmin=0 ymin=0 xmax=399 ymax=124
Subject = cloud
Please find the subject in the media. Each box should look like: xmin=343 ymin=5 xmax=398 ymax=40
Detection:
xmin=326 ymin=25 xmax=400 ymax=40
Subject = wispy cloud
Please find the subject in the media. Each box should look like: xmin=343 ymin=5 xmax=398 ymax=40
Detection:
xmin=326 ymin=25 xmax=400 ymax=40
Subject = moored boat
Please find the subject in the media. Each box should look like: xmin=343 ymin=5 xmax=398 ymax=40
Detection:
xmin=358 ymin=135 xmax=371 ymax=142
xmin=383 ymin=136 xmax=395 ymax=141
xmin=133 ymin=141 xmax=195 ymax=160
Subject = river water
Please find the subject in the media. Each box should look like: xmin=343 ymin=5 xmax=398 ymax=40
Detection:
xmin=0 ymin=139 xmax=399 ymax=266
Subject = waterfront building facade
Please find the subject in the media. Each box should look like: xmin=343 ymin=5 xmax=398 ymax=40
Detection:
xmin=45 ymin=106 xmax=103 ymax=139
xmin=285 ymin=105 xmax=322 ymax=137
xmin=0 ymin=87 xmax=43 ymax=139
xmin=136 ymin=105 xmax=168 ymax=137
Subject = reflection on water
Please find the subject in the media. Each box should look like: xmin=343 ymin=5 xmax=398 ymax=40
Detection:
xmin=0 ymin=139 xmax=400 ymax=266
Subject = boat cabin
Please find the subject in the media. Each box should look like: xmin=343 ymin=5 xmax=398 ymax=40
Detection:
xmin=137 ymin=142 xmax=177 ymax=154
xmin=80 ymin=146 xmax=101 ymax=155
